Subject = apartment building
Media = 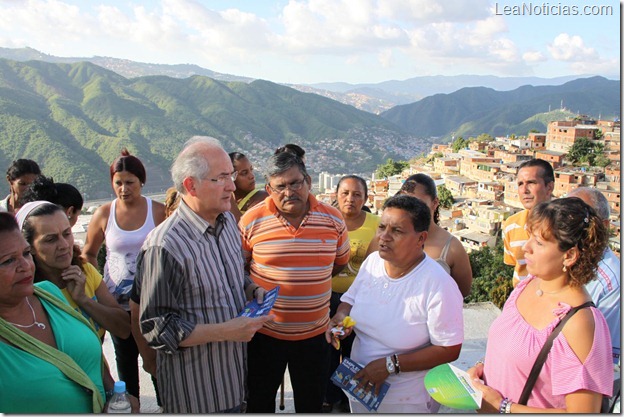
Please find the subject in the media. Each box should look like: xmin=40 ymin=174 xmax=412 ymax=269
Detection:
xmin=546 ymin=120 xmax=599 ymax=152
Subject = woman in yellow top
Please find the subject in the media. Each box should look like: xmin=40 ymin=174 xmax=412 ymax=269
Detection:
xmin=230 ymin=152 xmax=268 ymax=215
xmin=324 ymin=175 xmax=380 ymax=412
xmin=16 ymin=201 xmax=130 ymax=342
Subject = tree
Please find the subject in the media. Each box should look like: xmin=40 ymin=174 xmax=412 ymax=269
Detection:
xmin=465 ymin=239 xmax=514 ymax=309
xmin=451 ymin=136 xmax=468 ymax=152
xmin=566 ymin=137 xmax=605 ymax=165
xmin=437 ymin=185 xmax=454 ymax=209
xmin=475 ymin=133 xmax=494 ymax=142
xmin=376 ymin=158 xmax=409 ymax=178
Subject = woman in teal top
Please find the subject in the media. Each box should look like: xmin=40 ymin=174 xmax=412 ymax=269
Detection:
xmin=0 ymin=212 xmax=133 ymax=413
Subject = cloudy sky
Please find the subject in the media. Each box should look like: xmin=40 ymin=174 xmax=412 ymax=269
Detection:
xmin=0 ymin=0 xmax=619 ymax=84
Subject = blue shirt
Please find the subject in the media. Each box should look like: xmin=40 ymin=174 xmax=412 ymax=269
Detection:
xmin=586 ymin=248 xmax=620 ymax=364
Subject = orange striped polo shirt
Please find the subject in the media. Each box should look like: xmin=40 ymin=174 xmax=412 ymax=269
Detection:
xmin=239 ymin=194 xmax=350 ymax=341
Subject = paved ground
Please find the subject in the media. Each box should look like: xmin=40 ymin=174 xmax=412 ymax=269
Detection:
xmin=102 ymin=302 xmax=500 ymax=414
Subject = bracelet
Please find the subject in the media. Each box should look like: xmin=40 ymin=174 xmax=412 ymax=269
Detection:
xmin=505 ymin=400 xmax=513 ymax=413
xmin=392 ymin=354 xmax=401 ymax=374
xmin=499 ymin=397 xmax=512 ymax=414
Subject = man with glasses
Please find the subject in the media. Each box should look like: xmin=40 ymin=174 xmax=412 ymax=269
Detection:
xmin=135 ymin=136 xmax=272 ymax=413
xmin=240 ymin=151 xmax=350 ymax=412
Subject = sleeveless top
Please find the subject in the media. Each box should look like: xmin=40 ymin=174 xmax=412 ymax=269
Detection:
xmin=332 ymin=211 xmax=380 ymax=293
xmin=237 ymin=189 xmax=260 ymax=214
xmin=434 ymin=235 xmax=453 ymax=274
xmin=103 ymin=197 xmax=155 ymax=310
xmin=0 ymin=281 xmax=105 ymax=413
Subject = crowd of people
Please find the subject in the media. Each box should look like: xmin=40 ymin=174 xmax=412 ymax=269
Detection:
xmin=0 ymin=146 xmax=619 ymax=413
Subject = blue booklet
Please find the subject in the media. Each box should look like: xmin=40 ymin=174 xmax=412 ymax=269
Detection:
xmin=331 ymin=357 xmax=391 ymax=412
xmin=238 ymin=286 xmax=280 ymax=317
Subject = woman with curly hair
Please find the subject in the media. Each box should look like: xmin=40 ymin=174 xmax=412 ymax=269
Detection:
xmin=467 ymin=197 xmax=613 ymax=413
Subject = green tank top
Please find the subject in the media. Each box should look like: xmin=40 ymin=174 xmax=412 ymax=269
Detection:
xmin=0 ymin=281 xmax=105 ymax=413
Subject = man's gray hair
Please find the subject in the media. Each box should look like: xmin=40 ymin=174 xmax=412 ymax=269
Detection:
xmin=568 ymin=187 xmax=611 ymax=220
xmin=265 ymin=151 xmax=308 ymax=180
xmin=171 ymin=136 xmax=224 ymax=194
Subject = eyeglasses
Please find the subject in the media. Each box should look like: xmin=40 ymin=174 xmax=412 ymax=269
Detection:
xmin=207 ymin=171 xmax=238 ymax=185
xmin=267 ymin=179 xmax=306 ymax=193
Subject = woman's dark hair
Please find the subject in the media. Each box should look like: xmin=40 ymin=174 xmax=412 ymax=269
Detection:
xmin=0 ymin=212 xmax=19 ymax=234
xmin=6 ymin=159 xmax=41 ymax=181
xmin=21 ymin=202 xmax=84 ymax=280
xmin=398 ymin=173 xmax=440 ymax=224
xmin=229 ymin=152 xmax=247 ymax=164
xmin=275 ymin=143 xmax=305 ymax=159
xmin=335 ymin=175 xmax=368 ymax=200
xmin=109 ymin=148 xmax=146 ymax=185
xmin=21 ymin=175 xmax=83 ymax=212
xmin=527 ymin=197 xmax=608 ymax=287
xmin=383 ymin=194 xmax=431 ymax=233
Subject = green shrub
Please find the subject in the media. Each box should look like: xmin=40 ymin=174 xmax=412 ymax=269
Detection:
xmin=465 ymin=239 xmax=513 ymax=309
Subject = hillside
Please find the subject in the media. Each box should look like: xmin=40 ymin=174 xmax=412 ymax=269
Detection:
xmin=0 ymin=58 xmax=423 ymax=199
xmin=380 ymin=76 xmax=620 ymax=139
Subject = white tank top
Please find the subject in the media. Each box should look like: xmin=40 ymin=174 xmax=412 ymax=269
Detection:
xmin=103 ymin=196 xmax=155 ymax=310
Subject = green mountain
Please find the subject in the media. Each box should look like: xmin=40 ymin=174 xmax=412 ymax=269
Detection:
xmin=381 ymin=76 xmax=620 ymax=140
xmin=0 ymin=58 xmax=422 ymax=199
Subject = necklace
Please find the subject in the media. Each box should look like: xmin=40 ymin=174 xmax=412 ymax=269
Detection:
xmin=6 ymin=297 xmax=46 ymax=330
xmin=536 ymin=283 xmax=569 ymax=297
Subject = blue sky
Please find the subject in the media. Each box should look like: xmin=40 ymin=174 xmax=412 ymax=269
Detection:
xmin=0 ymin=0 xmax=619 ymax=84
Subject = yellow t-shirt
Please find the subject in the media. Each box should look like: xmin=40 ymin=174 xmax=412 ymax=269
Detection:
xmin=332 ymin=211 xmax=380 ymax=293
xmin=60 ymin=262 xmax=106 ymax=339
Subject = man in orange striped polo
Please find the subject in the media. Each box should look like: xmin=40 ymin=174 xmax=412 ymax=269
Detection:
xmin=240 ymin=151 xmax=350 ymax=412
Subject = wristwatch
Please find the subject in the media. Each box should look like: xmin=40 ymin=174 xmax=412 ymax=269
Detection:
xmin=385 ymin=356 xmax=395 ymax=374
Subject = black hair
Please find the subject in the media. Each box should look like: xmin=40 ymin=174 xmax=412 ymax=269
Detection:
xmin=518 ymin=158 xmax=555 ymax=184
xmin=398 ymin=173 xmax=440 ymax=225
xmin=265 ymin=151 xmax=309 ymax=180
xmin=0 ymin=212 xmax=19 ymax=234
xmin=229 ymin=152 xmax=247 ymax=163
xmin=21 ymin=175 xmax=83 ymax=212
xmin=6 ymin=159 xmax=41 ymax=181
xmin=335 ymin=175 xmax=368 ymax=200
xmin=275 ymin=144 xmax=305 ymax=159
xmin=383 ymin=194 xmax=431 ymax=233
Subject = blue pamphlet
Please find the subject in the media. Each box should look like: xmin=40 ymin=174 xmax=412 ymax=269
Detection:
xmin=331 ymin=357 xmax=390 ymax=412
xmin=238 ymin=286 xmax=280 ymax=317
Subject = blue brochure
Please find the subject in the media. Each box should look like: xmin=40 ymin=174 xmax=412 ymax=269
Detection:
xmin=238 ymin=286 xmax=280 ymax=317
xmin=331 ymin=357 xmax=391 ymax=412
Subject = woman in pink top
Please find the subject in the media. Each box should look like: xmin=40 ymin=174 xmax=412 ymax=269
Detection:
xmin=468 ymin=197 xmax=613 ymax=413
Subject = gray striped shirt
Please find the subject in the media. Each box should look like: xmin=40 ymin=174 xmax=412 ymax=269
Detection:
xmin=136 ymin=200 xmax=249 ymax=413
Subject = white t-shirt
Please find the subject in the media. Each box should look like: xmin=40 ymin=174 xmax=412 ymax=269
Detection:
xmin=341 ymin=252 xmax=464 ymax=406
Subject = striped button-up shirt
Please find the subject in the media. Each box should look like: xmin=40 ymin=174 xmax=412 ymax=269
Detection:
xmin=136 ymin=200 xmax=249 ymax=413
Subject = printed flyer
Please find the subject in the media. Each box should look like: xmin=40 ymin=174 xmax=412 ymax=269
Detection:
xmin=238 ymin=286 xmax=280 ymax=317
xmin=331 ymin=357 xmax=390 ymax=412
xmin=424 ymin=363 xmax=482 ymax=410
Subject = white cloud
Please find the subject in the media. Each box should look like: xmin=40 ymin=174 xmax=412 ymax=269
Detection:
xmin=523 ymin=51 xmax=546 ymax=63
xmin=548 ymin=33 xmax=598 ymax=62
xmin=377 ymin=0 xmax=490 ymax=23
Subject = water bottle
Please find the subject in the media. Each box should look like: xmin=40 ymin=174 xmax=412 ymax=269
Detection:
xmin=107 ymin=381 xmax=131 ymax=413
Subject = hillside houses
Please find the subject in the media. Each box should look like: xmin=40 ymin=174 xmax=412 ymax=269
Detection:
xmin=317 ymin=116 xmax=620 ymax=256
